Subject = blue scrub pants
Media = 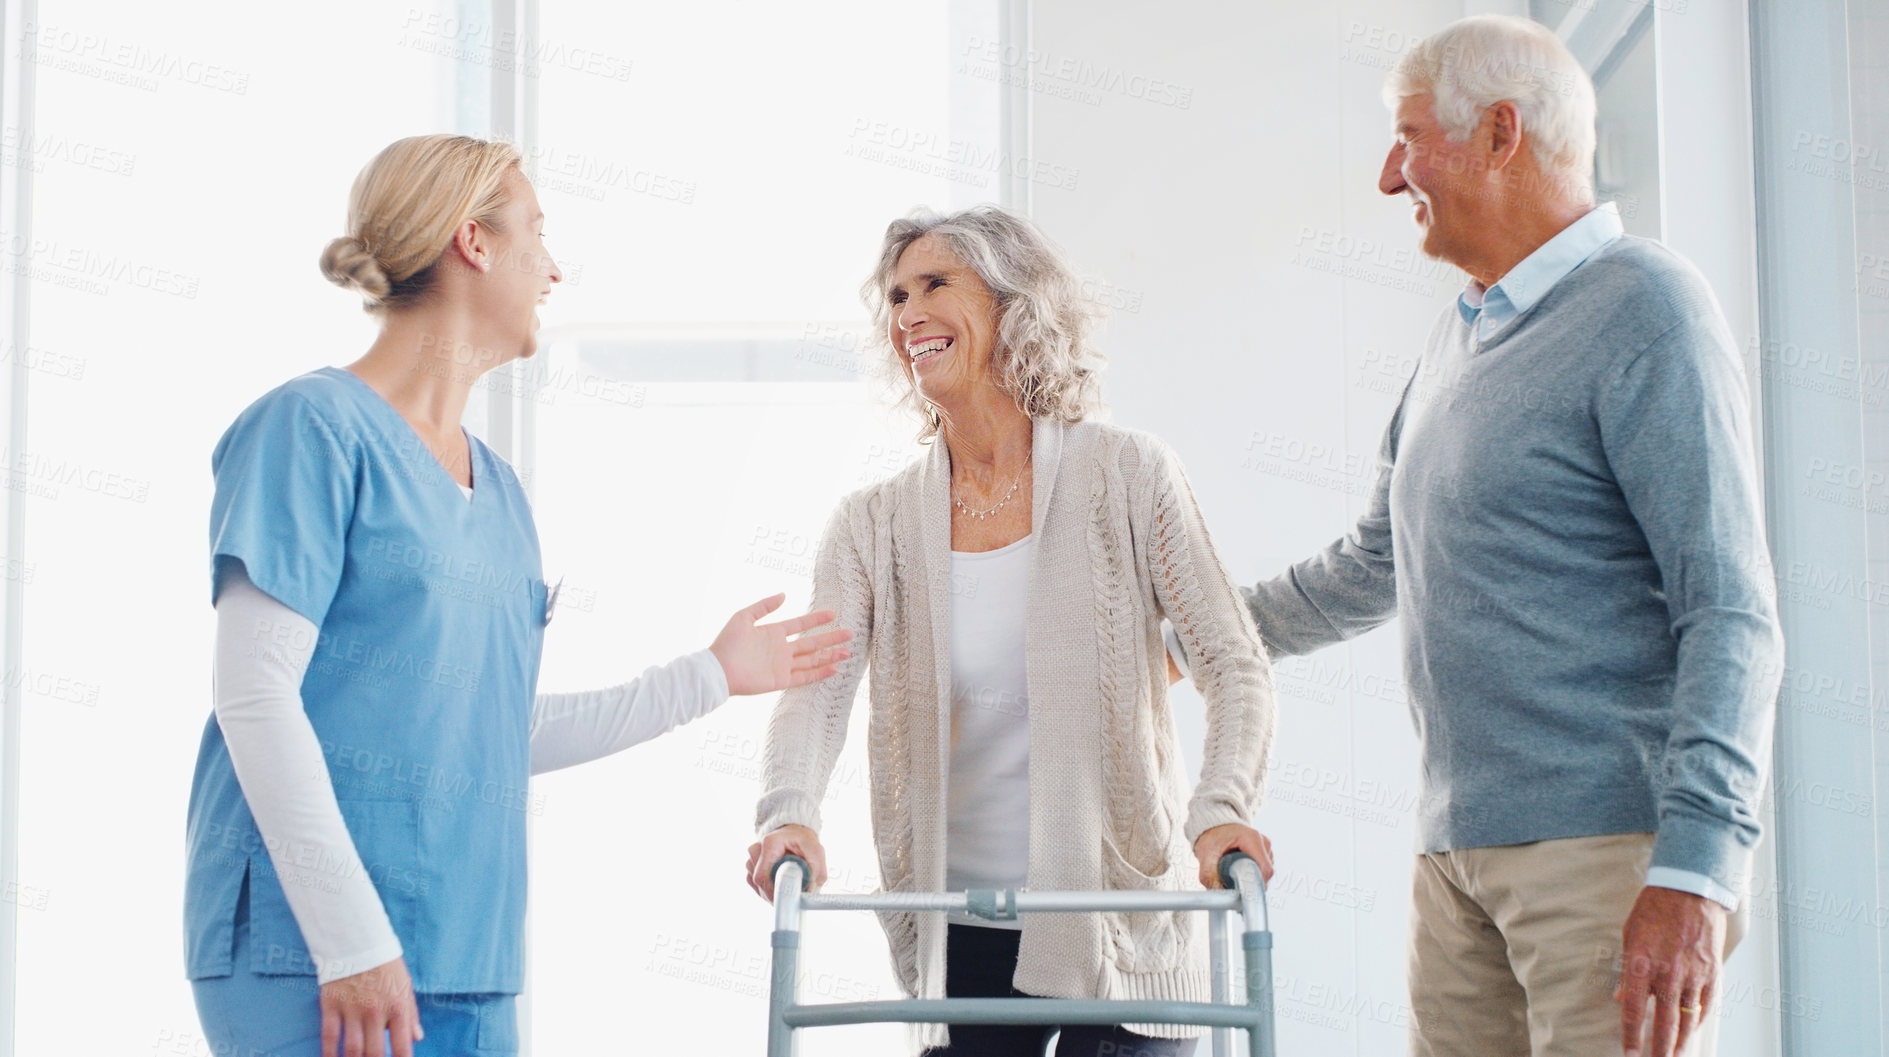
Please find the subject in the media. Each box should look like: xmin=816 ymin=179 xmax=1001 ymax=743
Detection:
xmin=192 ymin=884 xmax=517 ymax=1056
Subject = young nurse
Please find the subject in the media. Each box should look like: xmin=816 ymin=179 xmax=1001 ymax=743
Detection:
xmin=182 ymin=134 xmax=852 ymax=1057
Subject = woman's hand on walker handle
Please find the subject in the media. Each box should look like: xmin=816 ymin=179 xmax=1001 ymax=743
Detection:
xmin=320 ymin=955 xmax=422 ymax=1057
xmin=1194 ymin=824 xmax=1274 ymax=889
xmin=710 ymin=594 xmax=854 ymax=696
xmin=747 ymin=824 xmax=829 ymax=902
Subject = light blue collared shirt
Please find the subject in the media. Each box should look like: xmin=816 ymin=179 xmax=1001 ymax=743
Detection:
xmin=1456 ymin=203 xmax=1741 ymax=911
xmin=1458 ymin=202 xmax=1625 ymax=343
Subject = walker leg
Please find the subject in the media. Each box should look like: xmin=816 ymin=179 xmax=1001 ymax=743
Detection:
xmin=768 ymin=928 xmax=799 ymax=1057
xmin=1243 ymin=933 xmax=1274 ymax=1057
xmin=768 ymin=862 xmax=806 ymax=1057
xmin=1210 ymin=909 xmax=1230 ymax=1057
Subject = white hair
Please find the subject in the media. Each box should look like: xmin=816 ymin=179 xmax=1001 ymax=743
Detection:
xmin=1384 ymin=14 xmax=1596 ymax=198
xmin=863 ymin=205 xmax=1106 ymax=444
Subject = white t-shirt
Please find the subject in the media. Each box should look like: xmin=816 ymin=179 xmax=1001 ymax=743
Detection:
xmin=945 ymin=534 xmax=1033 ymax=929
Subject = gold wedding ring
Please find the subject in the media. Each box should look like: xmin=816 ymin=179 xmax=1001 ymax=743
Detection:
xmin=1679 ymin=1004 xmax=1701 ymax=1014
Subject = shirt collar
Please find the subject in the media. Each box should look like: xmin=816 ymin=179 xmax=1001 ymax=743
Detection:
xmin=1457 ymin=202 xmax=1624 ymax=334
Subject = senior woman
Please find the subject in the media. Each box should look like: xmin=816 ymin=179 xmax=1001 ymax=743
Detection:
xmin=185 ymin=134 xmax=851 ymax=1057
xmin=744 ymin=205 xmax=1277 ymax=1057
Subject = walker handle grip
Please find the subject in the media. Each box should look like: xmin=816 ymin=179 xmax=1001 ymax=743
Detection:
xmin=1218 ymin=850 xmax=1259 ymax=891
xmin=771 ymin=854 xmax=813 ymax=893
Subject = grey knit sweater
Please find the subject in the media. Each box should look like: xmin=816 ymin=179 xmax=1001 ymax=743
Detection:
xmin=758 ymin=416 xmax=1276 ymax=1047
xmin=1248 ymin=236 xmax=1783 ymax=893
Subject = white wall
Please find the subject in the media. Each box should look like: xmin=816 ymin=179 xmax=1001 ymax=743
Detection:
xmin=1653 ymin=5 xmax=1782 ymax=1052
xmin=1024 ymin=3 xmax=1779 ymax=1054
xmin=1026 ymin=3 xmax=1460 ymax=1051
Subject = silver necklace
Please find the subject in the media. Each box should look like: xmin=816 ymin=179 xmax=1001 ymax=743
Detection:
xmin=953 ymin=462 xmax=1029 ymax=521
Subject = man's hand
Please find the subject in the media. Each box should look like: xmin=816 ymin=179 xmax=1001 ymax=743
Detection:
xmin=1192 ymin=823 xmax=1274 ymax=889
xmin=1615 ymin=885 xmax=1727 ymax=1057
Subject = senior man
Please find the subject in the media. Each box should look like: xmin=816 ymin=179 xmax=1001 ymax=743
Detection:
xmin=1176 ymin=14 xmax=1784 ymax=1057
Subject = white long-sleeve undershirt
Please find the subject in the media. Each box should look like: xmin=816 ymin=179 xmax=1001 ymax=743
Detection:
xmin=212 ymin=566 xmax=729 ymax=984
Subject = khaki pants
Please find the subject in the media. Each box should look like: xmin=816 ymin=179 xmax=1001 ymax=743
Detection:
xmin=1408 ymin=833 xmax=1747 ymax=1057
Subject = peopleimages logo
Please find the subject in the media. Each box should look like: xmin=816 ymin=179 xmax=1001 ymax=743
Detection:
xmin=311 ymin=633 xmax=482 ymax=693
xmin=396 ymin=8 xmax=633 ymax=82
xmin=322 ymin=741 xmax=544 ymax=815
xmin=0 ymin=230 xmax=200 ymax=299
xmin=845 ymin=119 xmax=1081 ymax=193
xmin=19 ymin=20 xmax=250 ymax=94
xmin=0 ymin=125 xmax=136 ymax=176
xmin=958 ymin=36 xmax=1194 ymax=110
xmin=523 ymin=144 xmax=696 ymax=204
xmin=364 ymin=536 xmax=537 ymax=602
xmin=0 ymin=445 xmax=150 ymax=502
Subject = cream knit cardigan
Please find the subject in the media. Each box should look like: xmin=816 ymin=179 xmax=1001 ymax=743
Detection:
xmin=757 ymin=417 xmax=1275 ymax=1047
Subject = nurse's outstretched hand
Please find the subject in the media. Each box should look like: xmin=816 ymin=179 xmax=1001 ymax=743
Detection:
xmin=321 ymin=955 xmax=422 ymax=1057
xmin=710 ymin=593 xmax=854 ymax=695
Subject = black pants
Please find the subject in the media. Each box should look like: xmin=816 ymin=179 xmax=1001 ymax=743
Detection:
xmin=921 ymin=924 xmax=1198 ymax=1057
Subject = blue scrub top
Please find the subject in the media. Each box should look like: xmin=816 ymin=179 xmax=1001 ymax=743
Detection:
xmin=184 ymin=366 xmax=547 ymax=994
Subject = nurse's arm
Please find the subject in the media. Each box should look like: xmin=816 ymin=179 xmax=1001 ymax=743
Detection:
xmin=213 ymin=568 xmax=422 ymax=1050
xmin=527 ymin=597 xmax=851 ymax=775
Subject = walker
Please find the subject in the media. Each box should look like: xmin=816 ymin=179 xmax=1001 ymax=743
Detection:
xmin=765 ymin=851 xmax=1276 ymax=1057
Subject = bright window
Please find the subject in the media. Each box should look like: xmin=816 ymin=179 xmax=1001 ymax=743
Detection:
xmin=519 ymin=2 xmax=1000 ymax=1052
xmin=11 ymin=3 xmax=456 ymax=1053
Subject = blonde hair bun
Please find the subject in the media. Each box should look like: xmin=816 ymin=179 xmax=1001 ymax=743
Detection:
xmin=322 ymin=135 xmax=524 ymax=313
xmin=319 ymin=236 xmax=392 ymax=302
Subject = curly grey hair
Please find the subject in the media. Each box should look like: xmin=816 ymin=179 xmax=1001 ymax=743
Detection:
xmin=863 ymin=204 xmax=1106 ymax=443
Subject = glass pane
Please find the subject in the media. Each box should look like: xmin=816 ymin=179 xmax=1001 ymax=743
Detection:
xmin=527 ymin=370 xmax=919 ymax=1055
xmin=522 ymin=2 xmax=997 ymax=1052
xmin=1849 ymin=0 xmax=1889 ymax=1035
xmin=13 ymin=2 xmax=454 ymax=1053
xmin=527 ymin=1 xmax=998 ymax=330
xmin=1591 ymin=16 xmax=1661 ymax=238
